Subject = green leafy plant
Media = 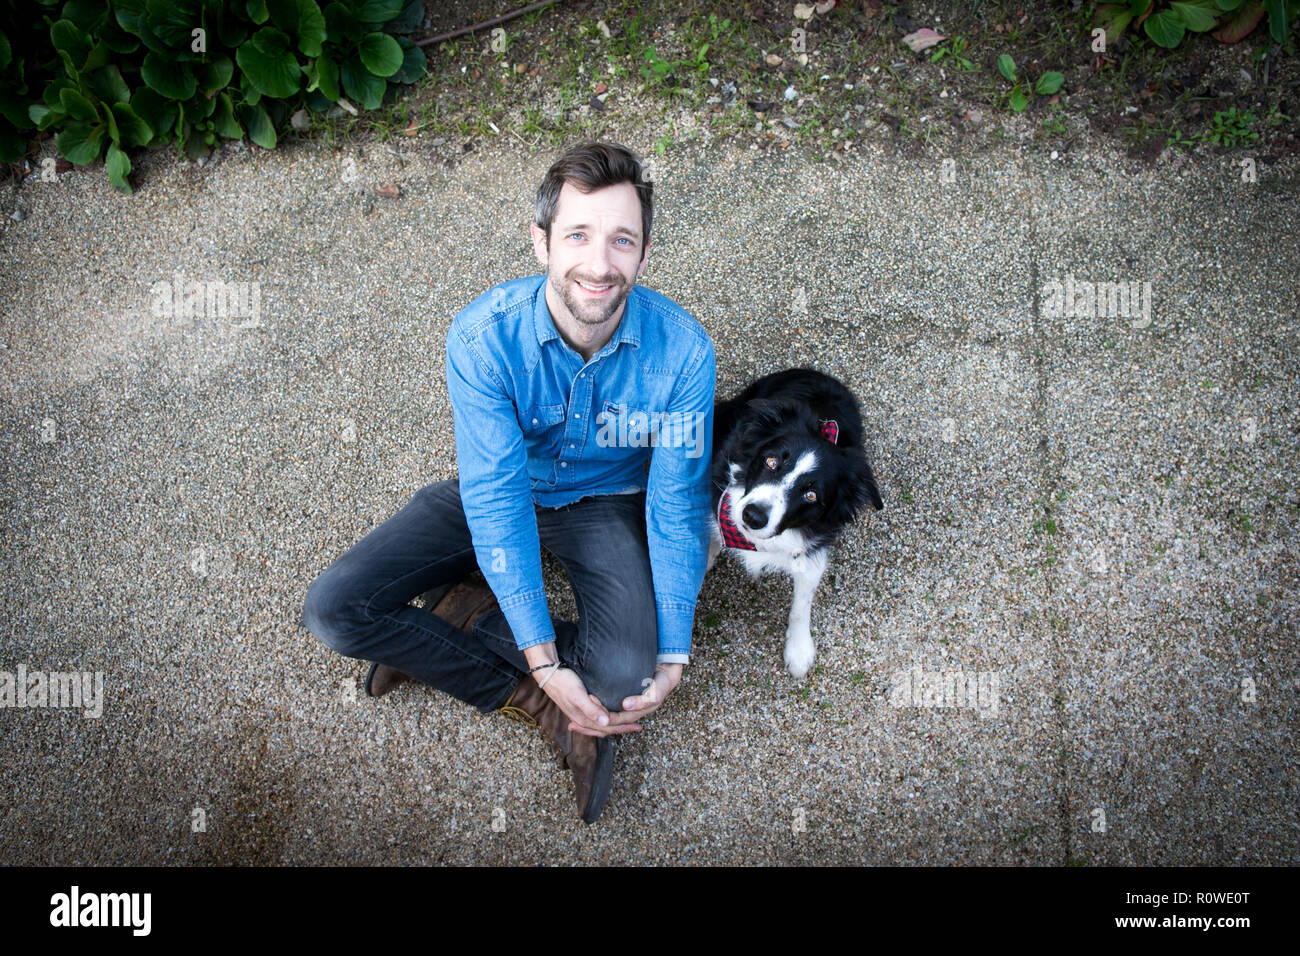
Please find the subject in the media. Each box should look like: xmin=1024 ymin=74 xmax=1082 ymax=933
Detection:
xmin=6 ymin=0 xmax=426 ymax=192
xmin=1040 ymin=102 xmax=1068 ymax=134
xmin=640 ymin=45 xmax=672 ymax=85
xmin=0 ymin=1 xmax=63 ymax=162
xmin=930 ymin=35 xmax=975 ymax=71
xmin=1095 ymin=0 xmax=1298 ymax=49
xmin=1165 ymin=104 xmax=1281 ymax=148
xmin=1204 ymin=105 xmax=1260 ymax=144
xmin=996 ymin=54 xmax=1064 ymax=112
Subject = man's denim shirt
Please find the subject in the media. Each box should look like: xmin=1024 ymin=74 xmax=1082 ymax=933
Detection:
xmin=445 ymin=275 xmax=716 ymax=662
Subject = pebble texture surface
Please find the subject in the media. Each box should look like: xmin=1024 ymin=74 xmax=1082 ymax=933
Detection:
xmin=0 ymin=128 xmax=1296 ymax=864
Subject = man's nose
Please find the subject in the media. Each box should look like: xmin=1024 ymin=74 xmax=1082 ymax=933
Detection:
xmin=585 ymin=240 xmax=612 ymax=277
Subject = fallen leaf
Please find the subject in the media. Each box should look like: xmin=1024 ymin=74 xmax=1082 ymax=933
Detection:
xmin=814 ymin=0 xmax=837 ymax=12
xmin=405 ymin=120 xmax=419 ymax=136
xmin=378 ymin=183 xmax=401 ymax=199
xmin=901 ymin=28 xmax=946 ymax=52
xmin=595 ymin=82 xmax=608 ymax=94
xmin=794 ymin=3 xmax=815 ymax=20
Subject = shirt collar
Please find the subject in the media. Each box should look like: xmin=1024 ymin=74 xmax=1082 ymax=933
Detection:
xmin=532 ymin=277 xmax=642 ymax=355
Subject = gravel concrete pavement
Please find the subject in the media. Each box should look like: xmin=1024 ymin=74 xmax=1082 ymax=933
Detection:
xmin=0 ymin=124 xmax=1296 ymax=864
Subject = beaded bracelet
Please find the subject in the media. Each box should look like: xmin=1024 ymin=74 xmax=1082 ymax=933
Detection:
xmin=527 ymin=661 xmax=560 ymax=674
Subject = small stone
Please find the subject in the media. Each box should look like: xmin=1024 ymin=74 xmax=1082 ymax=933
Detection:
xmin=784 ymin=85 xmax=797 ymax=101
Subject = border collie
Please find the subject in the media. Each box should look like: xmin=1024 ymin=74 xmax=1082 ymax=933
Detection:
xmin=706 ymin=368 xmax=884 ymax=677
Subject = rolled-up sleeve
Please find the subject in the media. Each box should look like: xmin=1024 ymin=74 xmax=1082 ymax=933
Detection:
xmin=644 ymin=337 xmax=716 ymax=659
xmin=445 ymin=324 xmax=556 ymax=651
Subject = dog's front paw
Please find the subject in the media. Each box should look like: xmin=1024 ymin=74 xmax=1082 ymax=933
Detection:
xmin=784 ymin=627 xmax=815 ymax=679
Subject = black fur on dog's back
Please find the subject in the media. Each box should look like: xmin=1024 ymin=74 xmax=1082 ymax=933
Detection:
xmin=711 ymin=368 xmax=884 ymax=540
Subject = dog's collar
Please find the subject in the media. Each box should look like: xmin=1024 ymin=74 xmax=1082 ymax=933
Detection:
xmin=717 ymin=491 xmax=757 ymax=551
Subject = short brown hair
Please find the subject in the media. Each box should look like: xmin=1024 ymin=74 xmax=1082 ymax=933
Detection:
xmin=534 ymin=141 xmax=653 ymax=248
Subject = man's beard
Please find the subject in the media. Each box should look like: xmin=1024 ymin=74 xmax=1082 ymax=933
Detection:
xmin=551 ymin=266 xmax=631 ymax=327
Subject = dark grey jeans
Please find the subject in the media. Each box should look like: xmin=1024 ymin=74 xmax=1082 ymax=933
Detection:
xmin=301 ymin=478 xmax=658 ymax=713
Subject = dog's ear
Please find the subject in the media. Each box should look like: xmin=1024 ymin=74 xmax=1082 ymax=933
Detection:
xmin=857 ymin=455 xmax=884 ymax=511
xmin=827 ymin=448 xmax=884 ymax=523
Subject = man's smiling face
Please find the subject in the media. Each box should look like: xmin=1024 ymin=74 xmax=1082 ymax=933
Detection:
xmin=531 ymin=180 xmax=649 ymax=330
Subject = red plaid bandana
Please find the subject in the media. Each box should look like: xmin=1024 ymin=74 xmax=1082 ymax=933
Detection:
xmin=717 ymin=491 xmax=757 ymax=551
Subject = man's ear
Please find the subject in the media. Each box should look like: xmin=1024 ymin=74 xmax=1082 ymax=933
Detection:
xmin=636 ymin=239 xmax=650 ymax=278
xmin=530 ymin=222 xmax=549 ymax=267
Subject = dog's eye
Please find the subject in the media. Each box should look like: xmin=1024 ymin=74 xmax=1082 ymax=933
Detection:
xmin=804 ymin=490 xmax=818 ymax=503
xmin=765 ymin=456 xmax=778 ymax=470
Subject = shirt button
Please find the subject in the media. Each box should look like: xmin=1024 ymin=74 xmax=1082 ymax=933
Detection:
xmin=560 ymin=462 xmax=568 ymax=468
xmin=569 ymin=444 xmax=575 ymax=449
xmin=531 ymin=417 xmax=538 ymax=424
xmin=575 ymin=413 xmax=581 ymax=419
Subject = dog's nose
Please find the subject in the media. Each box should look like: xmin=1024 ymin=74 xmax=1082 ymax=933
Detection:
xmin=742 ymin=503 xmax=768 ymax=530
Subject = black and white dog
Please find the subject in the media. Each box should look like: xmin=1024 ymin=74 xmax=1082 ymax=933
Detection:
xmin=706 ymin=368 xmax=884 ymax=677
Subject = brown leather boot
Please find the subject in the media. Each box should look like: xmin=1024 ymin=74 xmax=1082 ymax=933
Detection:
xmin=365 ymin=578 xmax=499 ymax=698
xmin=365 ymin=663 xmax=411 ymax=697
xmin=499 ymin=676 xmax=615 ymax=824
xmin=431 ymin=577 xmax=499 ymax=633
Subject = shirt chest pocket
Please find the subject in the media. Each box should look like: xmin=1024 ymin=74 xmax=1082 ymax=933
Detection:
xmin=598 ymin=400 xmax=661 ymax=453
xmin=518 ymin=403 xmax=566 ymax=486
xmin=520 ymin=403 xmax=566 ymax=437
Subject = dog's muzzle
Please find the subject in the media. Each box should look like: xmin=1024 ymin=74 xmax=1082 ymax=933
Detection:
xmin=717 ymin=491 xmax=757 ymax=551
